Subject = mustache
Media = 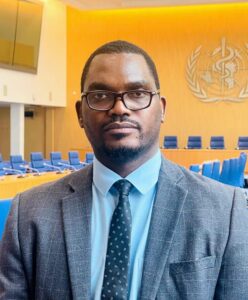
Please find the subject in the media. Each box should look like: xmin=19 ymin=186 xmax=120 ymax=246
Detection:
xmin=102 ymin=116 xmax=141 ymax=131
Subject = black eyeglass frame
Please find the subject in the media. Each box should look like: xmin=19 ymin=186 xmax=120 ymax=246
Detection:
xmin=81 ymin=90 xmax=160 ymax=111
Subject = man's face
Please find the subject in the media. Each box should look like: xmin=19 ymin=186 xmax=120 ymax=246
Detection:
xmin=76 ymin=52 xmax=166 ymax=163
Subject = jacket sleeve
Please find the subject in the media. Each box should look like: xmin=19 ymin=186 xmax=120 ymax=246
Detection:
xmin=214 ymin=188 xmax=248 ymax=299
xmin=0 ymin=194 xmax=29 ymax=299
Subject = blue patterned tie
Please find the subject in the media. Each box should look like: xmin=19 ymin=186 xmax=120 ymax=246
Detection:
xmin=101 ymin=179 xmax=133 ymax=300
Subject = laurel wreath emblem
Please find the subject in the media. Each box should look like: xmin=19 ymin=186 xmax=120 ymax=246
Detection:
xmin=186 ymin=45 xmax=248 ymax=102
xmin=239 ymin=85 xmax=248 ymax=99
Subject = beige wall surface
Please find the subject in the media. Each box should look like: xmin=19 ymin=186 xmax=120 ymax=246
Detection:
xmin=0 ymin=0 xmax=67 ymax=160
xmin=53 ymin=3 xmax=248 ymax=159
xmin=0 ymin=0 xmax=67 ymax=107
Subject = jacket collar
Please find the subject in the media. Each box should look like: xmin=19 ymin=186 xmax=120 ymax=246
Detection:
xmin=62 ymin=165 xmax=93 ymax=300
xmin=140 ymin=158 xmax=188 ymax=299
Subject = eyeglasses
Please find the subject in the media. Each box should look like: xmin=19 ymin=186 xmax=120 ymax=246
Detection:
xmin=81 ymin=90 xmax=160 ymax=111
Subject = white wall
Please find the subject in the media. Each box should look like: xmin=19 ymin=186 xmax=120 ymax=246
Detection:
xmin=0 ymin=0 xmax=67 ymax=107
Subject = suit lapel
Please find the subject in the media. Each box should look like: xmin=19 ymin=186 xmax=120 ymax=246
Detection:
xmin=140 ymin=159 xmax=188 ymax=299
xmin=61 ymin=166 xmax=93 ymax=300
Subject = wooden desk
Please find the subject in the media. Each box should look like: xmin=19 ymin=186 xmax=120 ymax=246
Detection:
xmin=71 ymin=147 xmax=248 ymax=172
xmin=0 ymin=171 xmax=70 ymax=199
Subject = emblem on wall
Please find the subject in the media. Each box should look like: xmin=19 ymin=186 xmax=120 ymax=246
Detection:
xmin=186 ymin=37 xmax=248 ymax=102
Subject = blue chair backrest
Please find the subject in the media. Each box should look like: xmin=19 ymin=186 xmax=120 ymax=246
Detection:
xmin=202 ymin=162 xmax=213 ymax=178
xmin=187 ymin=136 xmax=202 ymax=149
xmin=30 ymin=152 xmax=46 ymax=169
xmin=219 ymin=159 xmax=230 ymax=184
xmin=238 ymin=152 xmax=247 ymax=187
xmin=228 ymin=158 xmax=240 ymax=187
xmin=163 ymin=136 xmax=178 ymax=149
xmin=238 ymin=136 xmax=248 ymax=149
xmin=10 ymin=155 xmax=26 ymax=171
xmin=189 ymin=164 xmax=201 ymax=173
xmin=211 ymin=160 xmax=220 ymax=181
xmin=50 ymin=152 xmax=62 ymax=166
xmin=210 ymin=136 xmax=225 ymax=149
xmin=86 ymin=152 xmax=94 ymax=164
xmin=0 ymin=162 xmax=5 ymax=176
xmin=0 ymin=155 xmax=10 ymax=172
xmin=0 ymin=199 xmax=12 ymax=240
xmin=69 ymin=151 xmax=80 ymax=165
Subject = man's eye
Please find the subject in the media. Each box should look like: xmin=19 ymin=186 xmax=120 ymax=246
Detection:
xmin=128 ymin=91 xmax=146 ymax=98
xmin=93 ymin=93 xmax=107 ymax=100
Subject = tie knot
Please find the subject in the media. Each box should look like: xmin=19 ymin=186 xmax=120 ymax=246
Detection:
xmin=114 ymin=179 xmax=133 ymax=196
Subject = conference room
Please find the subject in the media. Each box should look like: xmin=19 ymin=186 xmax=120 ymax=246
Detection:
xmin=0 ymin=0 xmax=248 ymax=298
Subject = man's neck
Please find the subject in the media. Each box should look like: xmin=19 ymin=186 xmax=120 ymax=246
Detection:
xmin=95 ymin=148 xmax=159 ymax=178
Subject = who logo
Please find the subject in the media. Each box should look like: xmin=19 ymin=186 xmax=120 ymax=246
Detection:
xmin=186 ymin=37 xmax=248 ymax=103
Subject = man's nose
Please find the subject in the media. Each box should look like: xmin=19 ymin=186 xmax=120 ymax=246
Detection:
xmin=108 ymin=97 xmax=130 ymax=115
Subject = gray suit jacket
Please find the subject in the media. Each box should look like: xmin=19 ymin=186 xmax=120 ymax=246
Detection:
xmin=0 ymin=157 xmax=248 ymax=299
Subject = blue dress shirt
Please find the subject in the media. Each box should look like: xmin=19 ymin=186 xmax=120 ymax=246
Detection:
xmin=91 ymin=151 xmax=162 ymax=299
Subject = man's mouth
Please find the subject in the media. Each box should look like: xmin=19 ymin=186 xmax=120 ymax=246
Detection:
xmin=103 ymin=122 xmax=139 ymax=134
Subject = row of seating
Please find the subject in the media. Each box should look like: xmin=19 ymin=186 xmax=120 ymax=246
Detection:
xmin=189 ymin=152 xmax=247 ymax=188
xmin=0 ymin=151 xmax=94 ymax=175
xmin=163 ymin=136 xmax=248 ymax=149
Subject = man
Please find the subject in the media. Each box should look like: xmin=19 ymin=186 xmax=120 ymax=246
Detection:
xmin=0 ymin=40 xmax=248 ymax=300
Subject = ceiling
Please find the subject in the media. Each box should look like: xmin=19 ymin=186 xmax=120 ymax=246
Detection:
xmin=60 ymin=0 xmax=247 ymax=10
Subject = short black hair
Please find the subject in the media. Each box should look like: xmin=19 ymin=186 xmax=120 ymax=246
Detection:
xmin=81 ymin=40 xmax=160 ymax=92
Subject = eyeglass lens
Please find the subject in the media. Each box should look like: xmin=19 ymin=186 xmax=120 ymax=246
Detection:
xmin=87 ymin=91 xmax=152 ymax=110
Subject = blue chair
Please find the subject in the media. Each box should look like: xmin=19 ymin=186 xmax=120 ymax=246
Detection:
xmin=163 ymin=136 xmax=178 ymax=149
xmin=0 ymin=153 xmax=11 ymax=169
xmin=228 ymin=158 xmax=240 ymax=187
xmin=219 ymin=155 xmax=247 ymax=187
xmin=187 ymin=136 xmax=202 ymax=149
xmin=30 ymin=152 xmax=52 ymax=172
xmin=189 ymin=164 xmax=201 ymax=173
xmin=0 ymin=199 xmax=12 ymax=240
xmin=219 ymin=159 xmax=230 ymax=185
xmin=0 ymin=162 xmax=6 ymax=176
xmin=210 ymin=136 xmax=225 ymax=149
xmin=10 ymin=155 xmax=27 ymax=172
xmin=50 ymin=152 xmax=69 ymax=170
xmin=238 ymin=152 xmax=247 ymax=187
xmin=202 ymin=162 xmax=213 ymax=178
xmin=85 ymin=152 xmax=94 ymax=164
xmin=68 ymin=151 xmax=85 ymax=170
xmin=211 ymin=160 xmax=220 ymax=181
xmin=237 ymin=136 xmax=248 ymax=150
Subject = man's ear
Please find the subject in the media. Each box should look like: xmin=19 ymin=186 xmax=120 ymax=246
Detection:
xmin=75 ymin=101 xmax=84 ymax=128
xmin=160 ymin=96 xmax=166 ymax=123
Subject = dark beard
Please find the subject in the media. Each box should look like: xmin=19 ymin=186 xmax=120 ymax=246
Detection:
xmin=101 ymin=144 xmax=147 ymax=163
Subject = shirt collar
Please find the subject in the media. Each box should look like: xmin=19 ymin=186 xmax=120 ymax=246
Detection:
xmin=93 ymin=151 xmax=161 ymax=196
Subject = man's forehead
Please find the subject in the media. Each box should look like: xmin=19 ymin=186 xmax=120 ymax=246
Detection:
xmin=84 ymin=52 xmax=155 ymax=89
xmin=89 ymin=52 xmax=148 ymax=70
